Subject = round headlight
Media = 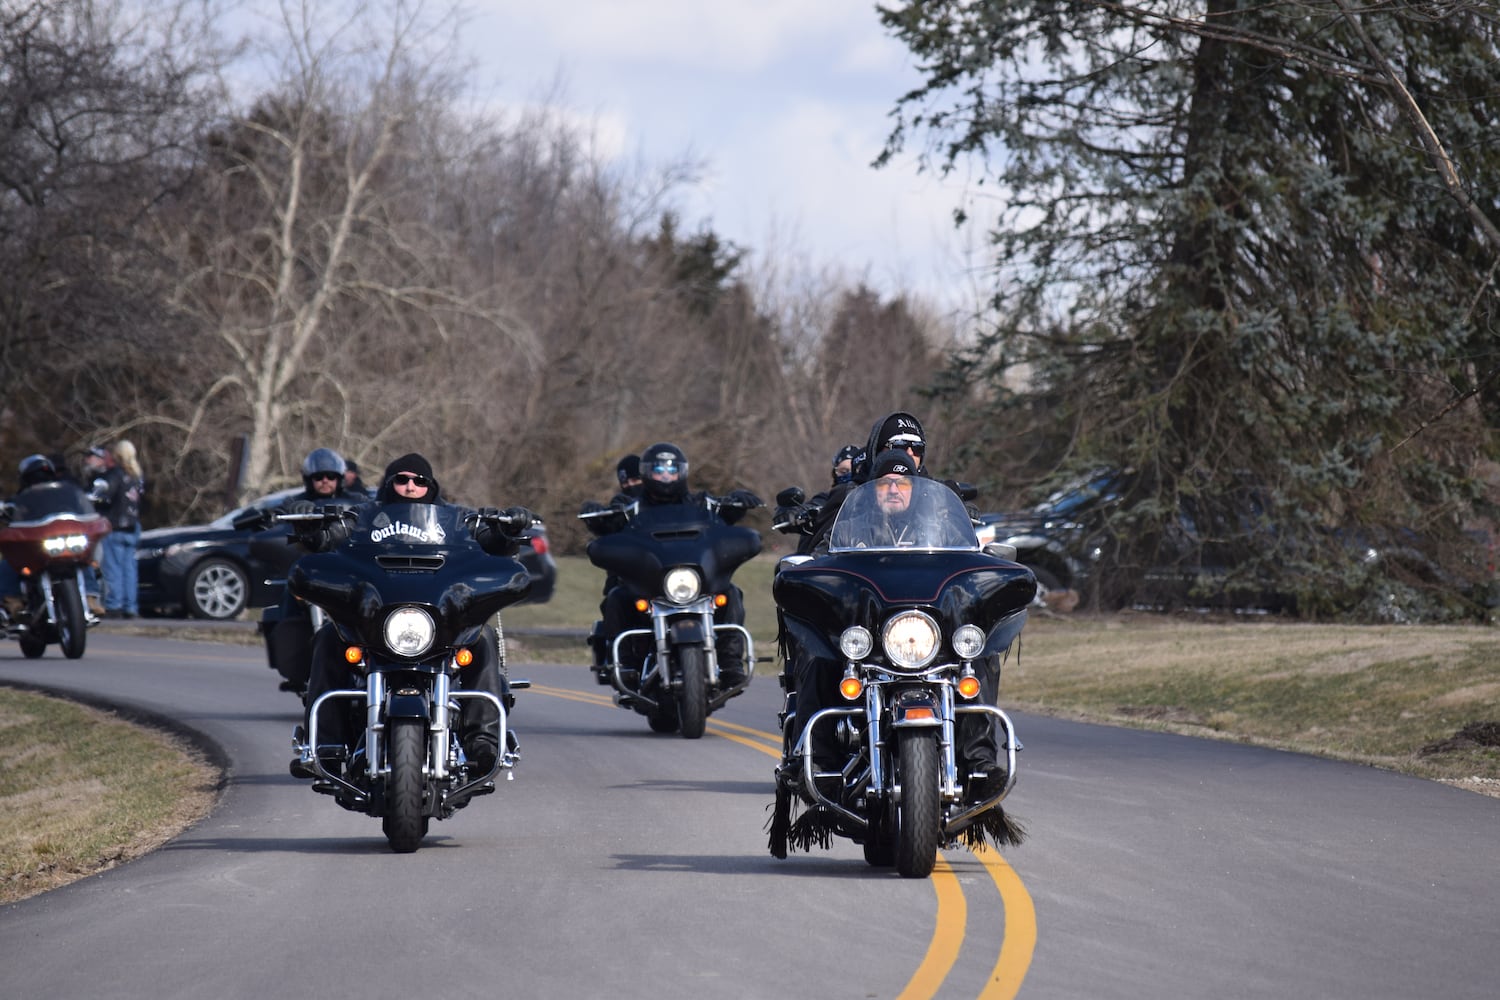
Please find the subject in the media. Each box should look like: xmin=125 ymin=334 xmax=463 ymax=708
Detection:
xmin=839 ymin=626 xmax=874 ymax=661
xmin=952 ymin=624 xmax=985 ymax=660
xmin=882 ymin=611 xmax=941 ymax=670
xmin=384 ymin=606 xmax=435 ymax=657
xmin=663 ymin=567 xmax=702 ymax=604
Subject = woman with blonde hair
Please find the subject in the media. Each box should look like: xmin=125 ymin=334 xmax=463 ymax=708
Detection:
xmin=94 ymin=440 xmax=145 ymax=618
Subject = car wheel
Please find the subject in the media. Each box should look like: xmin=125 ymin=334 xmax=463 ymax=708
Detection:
xmin=185 ymin=558 xmax=249 ymax=619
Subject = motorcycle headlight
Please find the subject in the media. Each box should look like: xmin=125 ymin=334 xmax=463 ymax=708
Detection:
xmin=43 ymin=534 xmax=89 ymax=555
xmin=952 ymin=624 xmax=985 ymax=660
xmin=882 ymin=611 xmax=941 ymax=670
xmin=839 ymin=626 xmax=873 ymax=661
xmin=663 ymin=567 xmax=701 ymax=604
xmin=384 ymin=606 xmax=435 ymax=658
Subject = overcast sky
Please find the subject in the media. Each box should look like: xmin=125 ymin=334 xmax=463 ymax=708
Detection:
xmin=461 ymin=0 xmax=987 ymax=306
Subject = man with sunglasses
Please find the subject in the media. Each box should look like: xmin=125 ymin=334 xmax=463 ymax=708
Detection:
xmin=263 ymin=448 xmax=366 ymax=695
xmin=293 ymin=451 xmax=534 ymax=777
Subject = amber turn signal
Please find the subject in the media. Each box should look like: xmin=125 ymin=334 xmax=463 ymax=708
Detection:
xmin=903 ymin=706 xmax=936 ymax=721
xmin=839 ymin=675 xmax=864 ymax=700
xmin=455 ymin=648 xmax=473 ymax=667
xmin=343 ymin=645 xmax=363 ymax=664
xmin=634 ymin=598 xmax=649 ymax=613
xmin=957 ymin=675 xmax=982 ymax=699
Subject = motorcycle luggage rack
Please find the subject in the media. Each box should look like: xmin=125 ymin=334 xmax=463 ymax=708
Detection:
xmin=376 ymin=554 xmax=446 ymax=572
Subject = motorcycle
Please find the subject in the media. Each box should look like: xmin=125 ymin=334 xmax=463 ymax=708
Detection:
xmin=282 ymin=502 xmax=533 ymax=852
xmin=581 ymin=495 xmax=762 ymax=739
xmin=768 ymin=477 xmax=1035 ymax=878
xmin=0 ymin=481 xmax=111 ymax=660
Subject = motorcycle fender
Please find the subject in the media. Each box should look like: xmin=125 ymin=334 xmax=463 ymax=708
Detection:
xmin=386 ymin=689 xmax=431 ymax=720
xmin=891 ymin=688 xmax=943 ymax=728
xmin=666 ymin=618 xmax=706 ymax=646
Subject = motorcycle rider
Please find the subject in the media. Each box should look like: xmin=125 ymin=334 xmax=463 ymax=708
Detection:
xmin=581 ymin=453 xmax=648 ymax=670
xmin=293 ymin=453 xmax=534 ymax=776
xmin=1 ymin=456 xmax=102 ymax=619
xmin=264 ymin=448 xmax=366 ymax=694
xmin=592 ymin=443 xmax=761 ymax=687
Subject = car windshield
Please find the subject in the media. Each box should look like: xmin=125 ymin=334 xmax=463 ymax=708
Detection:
xmin=828 ymin=478 xmax=979 ymax=552
xmin=1037 ymin=470 xmax=1121 ymax=515
xmin=208 ymin=488 xmax=301 ymax=529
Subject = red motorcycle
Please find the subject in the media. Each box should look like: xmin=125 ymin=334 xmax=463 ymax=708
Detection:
xmin=0 ymin=480 xmax=111 ymax=659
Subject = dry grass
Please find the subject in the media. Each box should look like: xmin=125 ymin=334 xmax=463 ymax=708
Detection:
xmin=0 ymin=688 xmax=221 ymax=904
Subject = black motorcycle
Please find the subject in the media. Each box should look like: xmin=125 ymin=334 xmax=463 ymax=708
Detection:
xmin=769 ymin=477 xmax=1034 ymax=878
xmin=581 ymin=496 xmax=761 ymax=739
xmin=282 ymin=502 xmax=532 ymax=852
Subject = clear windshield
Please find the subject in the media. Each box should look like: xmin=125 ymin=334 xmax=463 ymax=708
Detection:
xmin=9 ymin=481 xmax=98 ymax=522
xmin=828 ymin=477 xmax=979 ymax=552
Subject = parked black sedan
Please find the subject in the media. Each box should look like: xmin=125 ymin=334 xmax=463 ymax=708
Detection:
xmin=137 ymin=490 xmax=557 ymax=619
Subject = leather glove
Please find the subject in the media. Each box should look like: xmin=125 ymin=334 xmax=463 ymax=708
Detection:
xmin=284 ymin=499 xmax=316 ymax=515
xmin=498 ymin=506 xmax=534 ymax=535
xmin=578 ymin=500 xmax=606 ymax=517
xmin=722 ymin=489 xmax=763 ymax=509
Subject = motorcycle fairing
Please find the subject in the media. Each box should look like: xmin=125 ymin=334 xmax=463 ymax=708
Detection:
xmin=289 ymin=503 xmax=530 ymax=661
xmin=0 ymin=481 xmax=110 ymax=573
xmin=586 ymin=500 xmax=761 ymax=597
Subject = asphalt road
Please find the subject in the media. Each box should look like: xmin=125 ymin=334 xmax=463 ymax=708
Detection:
xmin=1 ymin=630 xmax=1497 ymax=999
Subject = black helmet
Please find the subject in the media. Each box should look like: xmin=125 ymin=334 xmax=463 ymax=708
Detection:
xmin=639 ymin=443 xmax=689 ymax=503
xmin=18 ymin=454 xmax=58 ymax=487
xmin=616 ymin=453 xmax=641 ymax=487
xmin=300 ymin=447 xmax=346 ymax=489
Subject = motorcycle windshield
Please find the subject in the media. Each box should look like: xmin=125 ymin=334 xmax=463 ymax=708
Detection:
xmin=586 ymin=500 xmax=761 ymax=594
xmin=828 ymin=478 xmax=979 ymax=553
xmin=6 ymin=481 xmax=100 ymax=523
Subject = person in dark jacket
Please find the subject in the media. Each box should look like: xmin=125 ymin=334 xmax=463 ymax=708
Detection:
xmin=89 ymin=441 xmax=145 ymax=618
xmin=589 ymin=443 xmax=761 ymax=687
xmin=292 ymin=452 xmax=533 ymax=777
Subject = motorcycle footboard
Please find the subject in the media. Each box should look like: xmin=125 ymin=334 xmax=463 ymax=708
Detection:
xmin=788 ymin=706 xmax=869 ymax=831
xmin=943 ymin=705 xmax=1020 ymax=835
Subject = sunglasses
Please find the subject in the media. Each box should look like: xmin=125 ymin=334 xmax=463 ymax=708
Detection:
xmin=885 ymin=437 xmax=926 ymax=456
xmin=878 ymin=477 xmax=914 ymax=492
xmin=390 ymin=474 xmax=431 ymax=488
xmin=310 ymin=472 xmax=340 ymax=482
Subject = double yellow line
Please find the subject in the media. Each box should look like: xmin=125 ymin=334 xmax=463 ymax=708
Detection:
xmin=530 ymin=683 xmax=1036 ymax=999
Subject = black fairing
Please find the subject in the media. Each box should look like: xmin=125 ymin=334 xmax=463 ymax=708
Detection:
xmin=775 ymin=551 xmax=1036 ymax=656
xmin=586 ymin=501 xmax=761 ymax=596
xmin=774 ymin=477 xmax=1037 ymax=657
xmin=287 ymin=503 xmax=531 ymax=663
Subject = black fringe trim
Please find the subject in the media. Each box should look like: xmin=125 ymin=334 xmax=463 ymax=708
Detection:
xmin=955 ymin=806 xmax=1027 ymax=850
xmin=765 ymin=794 xmax=839 ymax=856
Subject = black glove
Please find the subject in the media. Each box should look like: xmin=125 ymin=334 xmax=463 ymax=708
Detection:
xmin=498 ymin=506 xmax=534 ymax=536
xmin=284 ymin=499 xmax=316 ymax=515
xmin=578 ymin=500 xmax=607 ymax=517
xmin=793 ymin=501 xmax=823 ymax=530
xmin=722 ymin=489 xmax=763 ymax=510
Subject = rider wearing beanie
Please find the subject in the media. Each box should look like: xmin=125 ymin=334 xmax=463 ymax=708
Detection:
xmin=376 ymin=453 xmax=441 ymax=504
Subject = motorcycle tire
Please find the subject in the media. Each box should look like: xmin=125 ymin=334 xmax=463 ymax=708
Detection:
xmin=675 ymin=645 xmax=708 ymax=740
xmin=55 ymin=577 xmax=86 ymax=660
xmin=893 ymin=728 xmax=940 ymax=879
xmin=382 ymin=719 xmax=428 ymax=853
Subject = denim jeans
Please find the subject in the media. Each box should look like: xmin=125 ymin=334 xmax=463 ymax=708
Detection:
xmin=100 ymin=526 xmax=141 ymax=614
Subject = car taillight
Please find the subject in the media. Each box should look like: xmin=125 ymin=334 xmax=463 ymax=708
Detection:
xmin=529 ymin=534 xmax=548 ymax=556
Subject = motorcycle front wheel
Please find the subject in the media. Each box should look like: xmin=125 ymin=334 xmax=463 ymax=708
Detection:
xmin=674 ymin=645 xmax=707 ymax=739
xmin=382 ymin=719 xmax=428 ymax=853
xmin=893 ymin=729 xmax=940 ymax=878
xmin=55 ymin=577 xmax=86 ymax=660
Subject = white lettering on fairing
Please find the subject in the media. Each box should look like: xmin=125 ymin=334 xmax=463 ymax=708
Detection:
xmin=370 ymin=520 xmax=446 ymax=544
